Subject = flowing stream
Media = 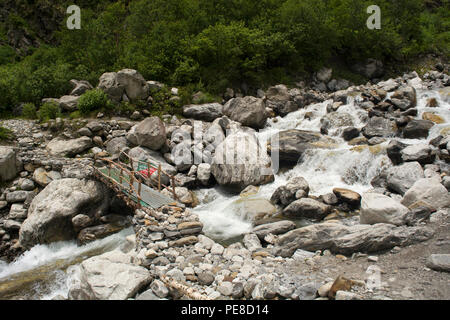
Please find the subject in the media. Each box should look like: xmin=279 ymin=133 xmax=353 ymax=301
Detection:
xmin=0 ymin=85 xmax=448 ymax=299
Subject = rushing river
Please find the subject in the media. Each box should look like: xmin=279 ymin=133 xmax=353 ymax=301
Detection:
xmin=0 ymin=84 xmax=449 ymax=299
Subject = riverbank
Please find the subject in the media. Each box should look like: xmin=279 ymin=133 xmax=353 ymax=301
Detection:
xmin=0 ymin=65 xmax=449 ymax=300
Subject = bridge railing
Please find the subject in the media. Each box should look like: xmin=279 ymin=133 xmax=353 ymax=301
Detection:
xmin=92 ymin=159 xmax=145 ymax=207
xmin=94 ymin=151 xmax=179 ymax=201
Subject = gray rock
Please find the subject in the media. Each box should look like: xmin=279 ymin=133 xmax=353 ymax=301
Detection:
xmin=136 ymin=289 xmax=163 ymax=300
xmin=116 ymin=69 xmax=149 ymax=102
xmin=401 ymin=177 xmax=450 ymax=210
xmin=197 ymin=271 xmax=215 ymax=285
xmin=401 ymin=143 xmax=435 ymax=165
xmin=59 ymin=95 xmax=80 ymax=112
xmin=283 ymin=198 xmax=330 ymax=220
xmin=97 ymin=72 xmax=125 ymax=103
xmin=223 ymin=96 xmax=267 ymax=129
xmin=403 ymin=120 xmax=434 ymax=139
xmin=218 ymin=282 xmax=233 ymax=296
xmin=8 ymin=203 xmax=27 ymax=220
xmin=131 ymin=117 xmax=166 ymax=150
xmin=243 ymin=233 xmax=262 ymax=251
xmin=0 ymin=147 xmax=18 ymax=182
xmin=268 ymin=129 xmax=335 ymax=166
xmin=32 ymin=168 xmax=61 ymax=187
xmin=106 ymin=137 xmax=128 ymax=155
xmin=273 ymin=222 xmax=433 ymax=257
xmin=3 ymin=219 xmax=22 ymax=231
xmin=362 ymin=117 xmax=397 ymax=138
xmin=19 ymin=178 xmax=110 ymax=248
xmin=211 ymin=132 xmax=274 ymax=192
xmin=426 ymin=254 xmax=450 ymax=272
xmin=387 ymin=140 xmax=407 ymax=165
xmin=70 ymin=79 xmax=93 ymax=96
xmin=182 ymin=103 xmax=223 ymax=122
xmin=252 ymin=220 xmax=296 ymax=240
xmin=6 ymin=191 xmax=32 ymax=203
xmin=360 ymin=192 xmax=409 ymax=225
xmin=386 ymin=162 xmax=424 ymax=195
xmin=197 ymin=163 xmax=212 ymax=186
xmin=270 ymin=176 xmax=309 ymax=207
xmin=46 ymin=137 xmax=92 ymax=157
xmin=68 ymin=249 xmax=151 ymax=300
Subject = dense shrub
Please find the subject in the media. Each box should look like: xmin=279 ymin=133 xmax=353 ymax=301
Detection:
xmin=0 ymin=126 xmax=13 ymax=141
xmin=77 ymin=89 xmax=111 ymax=115
xmin=38 ymin=101 xmax=61 ymax=122
xmin=22 ymin=103 xmax=37 ymax=119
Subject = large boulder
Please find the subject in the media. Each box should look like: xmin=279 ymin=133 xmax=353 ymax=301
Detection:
xmin=272 ymin=222 xmax=433 ymax=257
xmin=68 ymin=249 xmax=151 ymax=300
xmin=131 ymin=117 xmax=166 ymax=150
xmin=59 ymin=95 xmax=80 ymax=111
xmin=97 ymin=72 xmax=125 ymax=103
xmin=283 ymin=198 xmax=330 ymax=220
xmin=391 ymin=86 xmax=417 ymax=109
xmin=252 ymin=220 xmax=296 ymax=240
xmin=182 ymin=103 xmax=223 ymax=122
xmin=270 ymin=176 xmax=310 ymax=207
xmin=19 ymin=178 xmax=110 ymax=248
xmin=268 ymin=130 xmax=335 ymax=166
xmin=211 ymin=132 xmax=274 ymax=192
xmin=402 ymin=120 xmax=434 ymax=139
xmin=386 ymin=161 xmax=424 ymax=195
xmin=116 ymin=69 xmax=150 ymax=102
xmin=401 ymin=177 xmax=450 ymax=210
xmin=401 ymin=143 xmax=435 ymax=165
xmin=362 ymin=117 xmax=397 ymax=138
xmin=223 ymin=96 xmax=268 ymax=129
xmin=360 ymin=193 xmax=409 ymax=225
xmin=46 ymin=137 xmax=92 ymax=157
xmin=0 ymin=147 xmax=18 ymax=182
xmin=225 ymin=198 xmax=277 ymax=223
xmin=70 ymin=79 xmax=93 ymax=96
xmin=106 ymin=137 xmax=128 ymax=155
xmin=265 ymin=85 xmax=297 ymax=117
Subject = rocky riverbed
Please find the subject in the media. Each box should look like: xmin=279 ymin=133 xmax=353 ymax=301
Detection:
xmin=0 ymin=66 xmax=449 ymax=300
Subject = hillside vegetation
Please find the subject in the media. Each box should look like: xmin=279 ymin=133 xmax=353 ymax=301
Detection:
xmin=0 ymin=0 xmax=448 ymax=115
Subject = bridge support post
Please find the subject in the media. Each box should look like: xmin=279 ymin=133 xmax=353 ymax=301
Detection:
xmin=158 ymin=164 xmax=161 ymax=191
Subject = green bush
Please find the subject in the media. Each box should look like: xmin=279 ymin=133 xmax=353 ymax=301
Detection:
xmin=38 ymin=102 xmax=61 ymax=122
xmin=22 ymin=103 xmax=37 ymax=119
xmin=0 ymin=126 xmax=13 ymax=141
xmin=78 ymin=89 xmax=111 ymax=115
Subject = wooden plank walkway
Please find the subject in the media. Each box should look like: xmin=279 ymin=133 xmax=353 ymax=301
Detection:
xmin=93 ymin=154 xmax=179 ymax=210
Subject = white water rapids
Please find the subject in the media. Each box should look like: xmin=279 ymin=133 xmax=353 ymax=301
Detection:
xmin=0 ymin=85 xmax=448 ymax=299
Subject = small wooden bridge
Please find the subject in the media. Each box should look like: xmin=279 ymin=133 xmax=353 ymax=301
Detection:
xmin=92 ymin=151 xmax=179 ymax=210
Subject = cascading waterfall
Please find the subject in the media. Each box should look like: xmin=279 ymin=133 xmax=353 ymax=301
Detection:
xmin=0 ymin=228 xmax=133 ymax=300
xmin=193 ymin=87 xmax=449 ymax=240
